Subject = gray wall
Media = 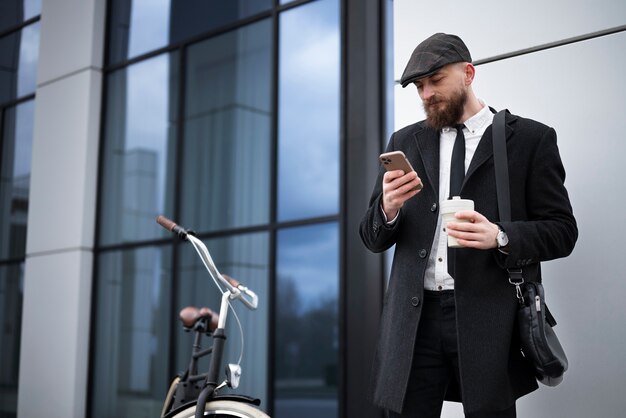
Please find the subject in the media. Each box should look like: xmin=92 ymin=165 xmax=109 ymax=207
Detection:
xmin=394 ymin=1 xmax=626 ymax=417
xmin=18 ymin=0 xmax=105 ymax=417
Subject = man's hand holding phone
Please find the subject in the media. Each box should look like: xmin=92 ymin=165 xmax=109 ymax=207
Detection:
xmin=379 ymin=151 xmax=423 ymax=220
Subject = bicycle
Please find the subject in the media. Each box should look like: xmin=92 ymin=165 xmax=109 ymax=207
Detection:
xmin=156 ymin=215 xmax=271 ymax=418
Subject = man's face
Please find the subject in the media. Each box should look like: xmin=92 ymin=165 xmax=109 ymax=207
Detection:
xmin=414 ymin=63 xmax=468 ymax=131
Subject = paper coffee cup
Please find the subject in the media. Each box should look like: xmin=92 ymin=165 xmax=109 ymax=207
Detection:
xmin=440 ymin=196 xmax=474 ymax=248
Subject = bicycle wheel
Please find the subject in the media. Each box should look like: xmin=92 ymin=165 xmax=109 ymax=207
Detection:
xmin=170 ymin=399 xmax=270 ymax=418
xmin=161 ymin=376 xmax=181 ymax=417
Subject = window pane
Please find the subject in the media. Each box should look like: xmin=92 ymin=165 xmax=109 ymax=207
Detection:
xmin=91 ymin=246 xmax=172 ymax=418
xmin=0 ymin=0 xmax=41 ymax=33
xmin=99 ymin=53 xmax=179 ymax=246
xmin=0 ymin=22 xmax=40 ymax=104
xmin=275 ymin=222 xmax=339 ymax=418
xmin=278 ymin=0 xmax=340 ymax=221
xmin=181 ymin=20 xmax=271 ymax=232
xmin=108 ymin=0 xmax=272 ymax=65
xmin=0 ymin=101 xmax=34 ymax=260
xmin=176 ymin=232 xmax=269 ymax=409
xmin=0 ymin=263 xmax=24 ymax=418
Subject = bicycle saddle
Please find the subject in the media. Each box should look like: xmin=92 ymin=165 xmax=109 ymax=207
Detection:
xmin=179 ymin=306 xmax=219 ymax=332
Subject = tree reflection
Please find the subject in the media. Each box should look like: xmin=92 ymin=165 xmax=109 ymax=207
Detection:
xmin=276 ymin=275 xmax=338 ymax=397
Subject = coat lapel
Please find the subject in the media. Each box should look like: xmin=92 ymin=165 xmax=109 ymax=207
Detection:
xmin=462 ymin=113 xmax=517 ymax=190
xmin=412 ymin=124 xmax=440 ymax=197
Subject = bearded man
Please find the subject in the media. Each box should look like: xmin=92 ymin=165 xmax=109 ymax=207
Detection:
xmin=359 ymin=33 xmax=577 ymax=417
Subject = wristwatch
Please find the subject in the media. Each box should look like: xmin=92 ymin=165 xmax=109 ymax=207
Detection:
xmin=496 ymin=226 xmax=509 ymax=249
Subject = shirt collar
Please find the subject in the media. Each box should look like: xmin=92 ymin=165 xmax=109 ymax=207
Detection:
xmin=441 ymin=100 xmax=492 ymax=134
xmin=462 ymin=102 xmax=492 ymax=134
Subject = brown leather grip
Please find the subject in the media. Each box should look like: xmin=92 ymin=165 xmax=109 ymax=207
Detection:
xmin=156 ymin=215 xmax=177 ymax=231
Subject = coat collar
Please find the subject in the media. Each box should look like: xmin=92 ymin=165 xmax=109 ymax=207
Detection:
xmin=412 ymin=121 xmax=440 ymax=196
xmin=412 ymin=112 xmax=518 ymax=198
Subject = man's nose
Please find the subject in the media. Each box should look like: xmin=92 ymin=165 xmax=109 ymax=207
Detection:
xmin=421 ymin=84 xmax=435 ymax=100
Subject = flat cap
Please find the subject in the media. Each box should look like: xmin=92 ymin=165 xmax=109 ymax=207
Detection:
xmin=400 ymin=33 xmax=471 ymax=88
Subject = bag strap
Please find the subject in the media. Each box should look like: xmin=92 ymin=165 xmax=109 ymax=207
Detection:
xmin=492 ymin=110 xmax=510 ymax=223
xmin=492 ymin=110 xmax=525 ymax=302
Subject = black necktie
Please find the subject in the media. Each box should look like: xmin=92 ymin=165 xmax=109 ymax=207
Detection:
xmin=447 ymin=124 xmax=465 ymax=280
xmin=449 ymin=124 xmax=465 ymax=198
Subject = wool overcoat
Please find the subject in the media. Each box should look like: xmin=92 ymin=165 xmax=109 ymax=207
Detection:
xmin=359 ymin=112 xmax=578 ymax=414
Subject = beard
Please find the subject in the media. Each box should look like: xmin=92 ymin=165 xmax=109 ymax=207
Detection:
xmin=423 ymin=87 xmax=467 ymax=131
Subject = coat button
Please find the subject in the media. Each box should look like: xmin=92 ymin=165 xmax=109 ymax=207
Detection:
xmin=411 ymin=296 xmax=420 ymax=307
xmin=430 ymin=203 xmax=438 ymax=212
xmin=419 ymin=249 xmax=428 ymax=258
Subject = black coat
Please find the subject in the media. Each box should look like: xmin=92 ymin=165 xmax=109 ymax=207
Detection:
xmin=359 ymin=112 xmax=578 ymax=414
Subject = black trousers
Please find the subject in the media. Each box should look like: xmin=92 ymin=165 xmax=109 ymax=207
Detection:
xmin=387 ymin=290 xmax=516 ymax=418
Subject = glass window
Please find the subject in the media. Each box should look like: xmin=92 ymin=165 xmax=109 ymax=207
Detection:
xmin=181 ymin=20 xmax=272 ymax=232
xmin=0 ymin=101 xmax=34 ymax=260
xmin=275 ymin=222 xmax=339 ymax=418
xmin=98 ymin=52 xmax=179 ymax=246
xmin=176 ymin=232 xmax=269 ymax=408
xmin=108 ymin=0 xmax=272 ymax=65
xmin=91 ymin=246 xmax=172 ymax=418
xmin=0 ymin=262 xmax=24 ymax=418
xmin=0 ymin=0 xmax=41 ymax=33
xmin=0 ymin=22 xmax=40 ymax=105
xmin=278 ymin=0 xmax=340 ymax=221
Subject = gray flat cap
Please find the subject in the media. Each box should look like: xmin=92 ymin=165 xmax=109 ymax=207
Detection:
xmin=400 ymin=33 xmax=472 ymax=88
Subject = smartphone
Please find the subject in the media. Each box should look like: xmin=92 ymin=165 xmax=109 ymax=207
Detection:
xmin=379 ymin=150 xmax=423 ymax=191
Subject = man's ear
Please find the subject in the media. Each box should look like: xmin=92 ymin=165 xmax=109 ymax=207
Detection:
xmin=463 ymin=63 xmax=475 ymax=85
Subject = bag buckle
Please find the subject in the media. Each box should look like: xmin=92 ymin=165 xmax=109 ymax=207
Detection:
xmin=507 ymin=268 xmax=525 ymax=304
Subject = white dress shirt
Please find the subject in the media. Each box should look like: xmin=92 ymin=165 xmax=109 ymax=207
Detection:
xmin=424 ymin=103 xmax=494 ymax=291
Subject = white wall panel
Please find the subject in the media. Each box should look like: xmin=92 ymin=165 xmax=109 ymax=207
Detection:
xmin=27 ymin=69 xmax=101 ymax=254
xmin=394 ymin=0 xmax=626 ymax=79
xmin=474 ymin=31 xmax=626 ymax=418
xmin=18 ymin=250 xmax=93 ymax=418
xmin=37 ymin=0 xmax=106 ymax=84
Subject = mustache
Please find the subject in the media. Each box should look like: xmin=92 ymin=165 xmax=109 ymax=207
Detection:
xmin=424 ymin=96 xmax=443 ymax=107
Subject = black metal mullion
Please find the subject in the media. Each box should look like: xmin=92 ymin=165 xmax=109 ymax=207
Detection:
xmin=0 ymin=94 xmax=36 ymax=113
xmin=87 ymin=0 xmax=116 ymax=413
xmin=0 ymin=15 xmax=41 ymax=39
xmin=343 ymin=0 xmax=385 ymax=417
xmin=338 ymin=0 xmax=348 ymax=415
xmin=169 ymin=42 xmax=189 ymax=391
xmin=266 ymin=1 xmax=280 ymax=413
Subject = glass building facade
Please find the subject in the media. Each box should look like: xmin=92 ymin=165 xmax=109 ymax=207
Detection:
xmin=0 ymin=1 xmax=41 ymax=416
xmin=6 ymin=0 xmax=392 ymax=416
xmin=90 ymin=0 xmax=347 ymax=416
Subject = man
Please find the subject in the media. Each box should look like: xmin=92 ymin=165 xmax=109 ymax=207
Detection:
xmin=359 ymin=33 xmax=577 ymax=417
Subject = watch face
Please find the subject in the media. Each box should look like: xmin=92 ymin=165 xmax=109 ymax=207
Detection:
xmin=497 ymin=231 xmax=509 ymax=247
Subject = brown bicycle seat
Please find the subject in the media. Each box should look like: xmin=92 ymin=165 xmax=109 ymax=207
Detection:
xmin=179 ymin=306 xmax=219 ymax=331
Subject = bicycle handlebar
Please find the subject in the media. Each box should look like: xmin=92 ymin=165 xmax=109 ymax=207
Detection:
xmin=156 ymin=215 xmax=258 ymax=311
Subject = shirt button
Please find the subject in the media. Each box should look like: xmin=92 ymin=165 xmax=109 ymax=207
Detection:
xmin=438 ymin=257 xmax=443 ymax=262
xmin=419 ymin=249 xmax=427 ymax=258
xmin=438 ymin=286 xmax=443 ymax=291
xmin=430 ymin=203 xmax=438 ymax=212
xmin=411 ymin=296 xmax=420 ymax=307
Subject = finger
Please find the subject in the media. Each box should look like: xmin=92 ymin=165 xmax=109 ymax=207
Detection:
xmin=447 ymin=221 xmax=481 ymax=232
xmin=383 ymin=170 xmax=405 ymax=183
xmin=387 ymin=173 xmax=419 ymax=194
xmin=397 ymin=178 xmax=422 ymax=195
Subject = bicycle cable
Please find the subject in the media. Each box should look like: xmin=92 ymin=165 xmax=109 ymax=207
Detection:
xmin=188 ymin=238 xmax=245 ymax=366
